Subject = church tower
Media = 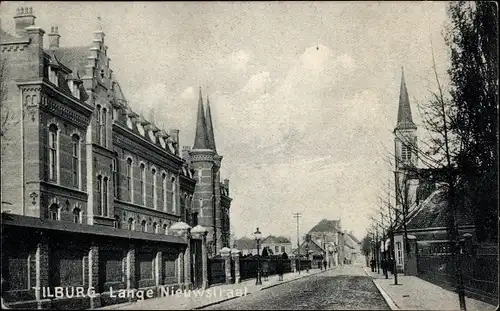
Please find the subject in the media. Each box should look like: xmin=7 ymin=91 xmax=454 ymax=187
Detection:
xmin=189 ymin=88 xmax=224 ymax=256
xmin=393 ymin=68 xmax=419 ymax=210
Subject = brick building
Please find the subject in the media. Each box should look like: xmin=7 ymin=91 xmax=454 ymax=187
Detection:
xmin=1 ymin=7 xmax=231 ymax=309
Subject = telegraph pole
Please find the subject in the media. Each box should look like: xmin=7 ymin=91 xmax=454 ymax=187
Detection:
xmin=293 ymin=213 xmax=302 ymax=274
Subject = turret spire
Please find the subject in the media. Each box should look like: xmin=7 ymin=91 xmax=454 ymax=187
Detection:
xmin=193 ymin=87 xmax=210 ymax=149
xmin=395 ymin=67 xmax=417 ymax=130
xmin=205 ymin=95 xmax=217 ymax=153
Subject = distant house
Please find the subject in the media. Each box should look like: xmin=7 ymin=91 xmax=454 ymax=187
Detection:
xmin=345 ymin=231 xmax=362 ymax=263
xmin=308 ymin=219 xmax=343 ymax=265
xmin=234 ymin=237 xmax=258 ymax=256
xmin=262 ymin=235 xmax=292 ymax=255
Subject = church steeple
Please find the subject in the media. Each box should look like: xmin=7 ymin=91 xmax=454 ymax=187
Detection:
xmin=193 ymin=87 xmax=210 ymax=150
xmin=205 ymin=95 xmax=217 ymax=153
xmin=395 ymin=67 xmax=417 ymax=131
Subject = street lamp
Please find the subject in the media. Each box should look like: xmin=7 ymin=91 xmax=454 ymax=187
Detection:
xmin=253 ymin=227 xmax=262 ymax=285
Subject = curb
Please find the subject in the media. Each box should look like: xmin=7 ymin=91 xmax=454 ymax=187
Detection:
xmin=191 ymin=293 xmax=253 ymax=310
xmin=260 ymin=269 xmax=328 ymax=291
xmin=364 ymin=268 xmax=400 ymax=310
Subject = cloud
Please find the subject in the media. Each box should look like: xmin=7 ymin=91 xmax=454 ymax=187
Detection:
xmin=180 ymin=86 xmax=195 ymax=100
xmin=241 ymin=71 xmax=272 ymax=95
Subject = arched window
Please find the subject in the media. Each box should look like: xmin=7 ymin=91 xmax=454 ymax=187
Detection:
xmin=114 ymin=215 xmax=120 ymax=229
xmin=72 ymin=134 xmax=80 ymax=188
xmin=96 ymin=105 xmax=101 ymax=144
xmin=127 ymin=218 xmax=134 ymax=230
xmin=97 ymin=175 xmax=103 ymax=215
xmin=126 ymin=158 xmax=133 ymax=202
xmin=112 ymin=159 xmax=117 ymax=197
xmin=140 ymin=163 xmax=146 ymax=205
xmin=73 ymin=207 xmax=81 ymax=223
xmin=153 ymin=222 xmax=158 ymax=234
xmin=141 ymin=220 xmax=147 ymax=232
xmin=102 ymin=108 xmax=107 ymax=147
xmin=151 ymin=168 xmax=157 ymax=209
xmin=162 ymin=173 xmax=167 ymax=211
xmin=199 ymin=199 xmax=203 ymax=217
xmin=103 ymin=177 xmax=108 ymax=216
xmin=163 ymin=223 xmax=168 ymax=235
xmin=48 ymin=124 xmax=59 ymax=182
xmin=171 ymin=176 xmax=176 ymax=213
xmin=49 ymin=204 xmax=60 ymax=220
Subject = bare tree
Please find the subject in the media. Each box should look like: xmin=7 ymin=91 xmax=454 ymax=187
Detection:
xmin=0 ymin=57 xmax=19 ymax=156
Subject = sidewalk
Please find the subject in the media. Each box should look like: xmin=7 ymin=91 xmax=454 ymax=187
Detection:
xmin=98 ymin=268 xmax=327 ymax=310
xmin=364 ymin=267 xmax=497 ymax=311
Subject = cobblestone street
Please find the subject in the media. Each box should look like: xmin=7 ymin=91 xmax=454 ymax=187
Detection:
xmin=203 ymin=265 xmax=389 ymax=310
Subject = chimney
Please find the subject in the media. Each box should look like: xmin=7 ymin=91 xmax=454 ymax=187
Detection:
xmin=182 ymin=146 xmax=191 ymax=161
xmin=14 ymin=7 xmax=36 ymax=36
xmin=169 ymin=129 xmax=180 ymax=156
xmin=48 ymin=26 xmax=60 ymax=48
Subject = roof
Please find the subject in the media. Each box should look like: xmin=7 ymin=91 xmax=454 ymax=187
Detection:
xmin=395 ymin=68 xmax=417 ymax=131
xmin=0 ymin=29 xmax=20 ymax=42
xmin=205 ymin=96 xmax=217 ymax=153
xmin=234 ymin=237 xmax=256 ymax=250
xmin=50 ymin=45 xmax=92 ymax=77
xmin=406 ymin=189 xmax=474 ymax=229
xmin=193 ymin=87 xmax=210 ymax=150
xmin=309 ymin=219 xmax=340 ymax=233
xmin=263 ymin=235 xmax=291 ymax=244
xmin=346 ymin=232 xmax=360 ymax=244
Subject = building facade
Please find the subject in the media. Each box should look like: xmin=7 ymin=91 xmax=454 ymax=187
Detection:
xmin=261 ymin=236 xmax=292 ymax=255
xmin=1 ymin=7 xmax=231 ymax=309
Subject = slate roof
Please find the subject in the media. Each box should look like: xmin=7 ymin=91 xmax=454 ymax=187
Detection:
xmin=406 ymin=189 xmax=474 ymax=230
xmin=50 ymin=45 xmax=91 ymax=77
xmin=234 ymin=237 xmax=256 ymax=250
xmin=395 ymin=68 xmax=417 ymax=131
xmin=309 ymin=219 xmax=340 ymax=233
xmin=263 ymin=235 xmax=291 ymax=244
xmin=0 ymin=29 xmax=20 ymax=42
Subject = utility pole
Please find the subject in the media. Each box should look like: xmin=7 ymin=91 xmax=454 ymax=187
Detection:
xmin=293 ymin=213 xmax=302 ymax=274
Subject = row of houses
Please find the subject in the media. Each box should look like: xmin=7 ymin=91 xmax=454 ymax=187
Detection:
xmin=233 ymin=219 xmax=362 ymax=265
xmin=1 ymin=7 xmax=232 ymax=309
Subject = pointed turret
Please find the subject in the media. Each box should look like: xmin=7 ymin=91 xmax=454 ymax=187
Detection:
xmin=205 ymin=95 xmax=217 ymax=153
xmin=193 ymin=87 xmax=210 ymax=149
xmin=395 ymin=67 xmax=417 ymax=131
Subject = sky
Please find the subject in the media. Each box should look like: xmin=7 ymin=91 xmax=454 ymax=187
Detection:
xmin=1 ymin=1 xmax=451 ymax=245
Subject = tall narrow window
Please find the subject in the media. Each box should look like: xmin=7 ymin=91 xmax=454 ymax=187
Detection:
xmin=114 ymin=215 xmax=120 ymax=229
xmin=49 ymin=204 xmax=60 ymax=220
xmin=141 ymin=220 xmax=147 ymax=232
xmin=97 ymin=175 xmax=102 ymax=215
xmin=72 ymin=134 xmax=80 ymax=188
xmin=151 ymin=169 xmax=157 ymax=209
xmin=96 ymin=105 xmax=101 ymax=144
xmin=127 ymin=218 xmax=134 ymax=230
xmin=171 ymin=176 xmax=176 ymax=213
xmin=401 ymin=145 xmax=411 ymax=162
xmin=112 ymin=159 xmax=117 ymax=197
xmin=199 ymin=199 xmax=203 ymax=217
xmin=162 ymin=173 xmax=167 ymax=211
xmin=48 ymin=124 xmax=58 ymax=182
xmin=153 ymin=222 xmax=158 ymax=233
xmin=73 ymin=207 xmax=81 ymax=223
xmin=126 ymin=158 xmax=133 ymax=202
xmin=103 ymin=177 xmax=108 ymax=216
xmin=140 ymin=163 xmax=146 ymax=205
xmin=102 ymin=108 xmax=107 ymax=147
xmin=163 ymin=224 xmax=168 ymax=235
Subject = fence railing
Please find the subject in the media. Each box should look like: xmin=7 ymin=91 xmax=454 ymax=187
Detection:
xmin=417 ymin=243 xmax=498 ymax=306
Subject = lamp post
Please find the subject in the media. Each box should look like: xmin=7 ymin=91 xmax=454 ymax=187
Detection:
xmin=305 ymin=244 xmax=310 ymax=273
xmin=253 ymin=227 xmax=262 ymax=285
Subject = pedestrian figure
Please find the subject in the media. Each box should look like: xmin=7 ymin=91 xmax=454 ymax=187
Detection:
xmin=381 ymin=258 xmax=388 ymax=277
xmin=277 ymin=257 xmax=284 ymax=281
xmin=370 ymin=258 xmax=376 ymax=272
xmin=262 ymin=260 xmax=269 ymax=281
xmin=323 ymin=259 xmax=327 ymax=270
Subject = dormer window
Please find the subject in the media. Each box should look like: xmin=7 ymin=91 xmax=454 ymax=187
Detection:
xmin=49 ymin=65 xmax=59 ymax=86
xmin=72 ymin=82 xmax=80 ymax=100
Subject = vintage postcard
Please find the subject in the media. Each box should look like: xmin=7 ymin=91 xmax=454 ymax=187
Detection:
xmin=0 ymin=1 xmax=498 ymax=310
